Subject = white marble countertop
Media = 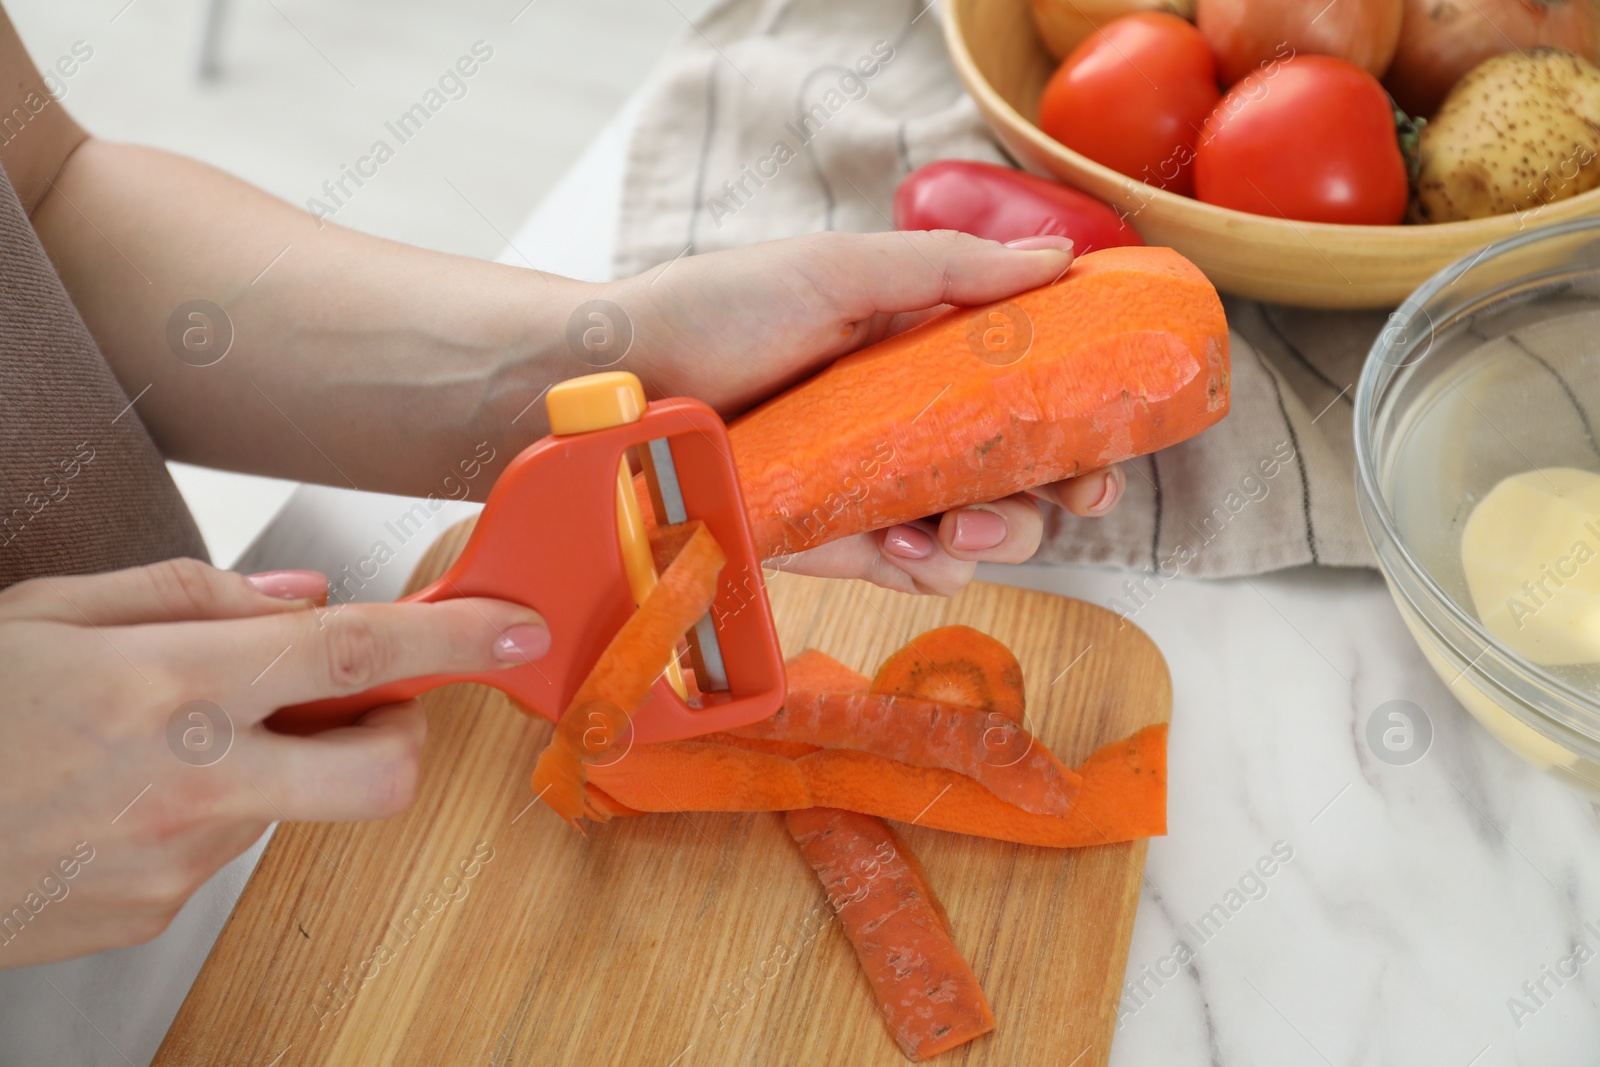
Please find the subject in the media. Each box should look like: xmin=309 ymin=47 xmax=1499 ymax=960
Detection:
xmin=8 ymin=87 xmax=1600 ymax=1067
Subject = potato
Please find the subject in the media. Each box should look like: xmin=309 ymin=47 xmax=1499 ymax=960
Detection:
xmin=1412 ymin=47 xmax=1600 ymax=223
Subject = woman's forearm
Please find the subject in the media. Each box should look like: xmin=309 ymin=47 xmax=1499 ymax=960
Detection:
xmin=31 ymin=138 xmax=584 ymax=498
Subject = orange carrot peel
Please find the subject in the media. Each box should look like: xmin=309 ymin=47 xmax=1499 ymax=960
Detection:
xmin=786 ymin=807 xmax=994 ymax=1061
xmin=584 ymin=646 xmax=1166 ymax=848
xmin=530 ymin=520 xmax=725 ymax=827
xmin=728 ymin=689 xmax=1081 ymax=815
xmin=588 ymin=722 xmax=1166 ymax=847
xmin=553 ymin=628 xmax=1164 ymax=1064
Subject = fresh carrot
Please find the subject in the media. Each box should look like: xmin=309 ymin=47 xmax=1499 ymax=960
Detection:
xmin=786 ymin=807 xmax=994 ymax=1061
xmin=870 ymin=625 xmax=1026 ymax=723
xmin=728 ymin=689 xmax=1080 ymax=816
xmin=530 ymin=520 xmax=725 ymax=827
xmin=587 ymin=723 xmax=1168 ymax=848
xmin=728 ymin=245 xmax=1229 ymax=557
xmin=785 ymin=648 xmax=872 ymax=693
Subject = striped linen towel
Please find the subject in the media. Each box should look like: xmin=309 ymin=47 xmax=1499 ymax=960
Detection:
xmin=613 ymin=0 xmax=1380 ymax=577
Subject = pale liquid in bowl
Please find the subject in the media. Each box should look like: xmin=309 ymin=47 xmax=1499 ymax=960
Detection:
xmin=1383 ymin=304 xmax=1600 ymax=700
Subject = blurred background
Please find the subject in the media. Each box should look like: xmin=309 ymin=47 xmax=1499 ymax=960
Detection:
xmin=7 ymin=0 xmax=695 ymax=255
xmin=6 ymin=0 xmax=708 ymax=563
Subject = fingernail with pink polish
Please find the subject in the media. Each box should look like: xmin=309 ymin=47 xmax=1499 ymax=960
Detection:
xmin=952 ymin=509 xmax=1007 ymax=551
xmin=495 ymin=624 xmax=552 ymax=664
xmin=1089 ymin=469 xmax=1122 ymax=515
xmin=884 ymin=525 xmax=934 ymax=560
xmin=246 ymin=570 xmax=328 ymax=601
xmin=1004 ymin=235 xmax=1074 ymax=253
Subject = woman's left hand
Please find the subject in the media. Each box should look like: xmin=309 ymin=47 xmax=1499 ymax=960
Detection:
xmin=601 ymin=229 xmax=1125 ymax=595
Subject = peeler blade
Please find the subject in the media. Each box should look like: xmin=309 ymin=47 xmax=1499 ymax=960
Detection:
xmin=643 ymin=435 xmax=731 ymax=691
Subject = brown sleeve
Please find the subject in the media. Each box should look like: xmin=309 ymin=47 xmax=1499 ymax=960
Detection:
xmin=0 ymin=154 xmax=208 ymax=589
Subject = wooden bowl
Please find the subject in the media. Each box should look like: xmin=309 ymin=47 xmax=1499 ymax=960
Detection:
xmin=944 ymin=0 xmax=1600 ymax=308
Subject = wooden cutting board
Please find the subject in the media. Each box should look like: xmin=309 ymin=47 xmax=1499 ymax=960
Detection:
xmin=156 ymin=520 xmax=1170 ymax=1067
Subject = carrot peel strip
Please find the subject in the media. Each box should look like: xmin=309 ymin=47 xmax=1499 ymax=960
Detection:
xmin=802 ymin=723 xmax=1168 ymax=846
xmin=529 ymin=520 xmax=725 ymax=827
xmin=588 ymin=723 xmax=1168 ymax=848
xmin=582 ymin=782 xmax=641 ymax=822
xmin=785 ymin=648 xmax=872 ymax=693
xmin=785 ymin=807 xmax=993 ymax=1062
xmin=729 ymin=689 xmax=1081 ymax=815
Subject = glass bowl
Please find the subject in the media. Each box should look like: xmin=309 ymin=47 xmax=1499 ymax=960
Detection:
xmin=1356 ymin=215 xmax=1600 ymax=797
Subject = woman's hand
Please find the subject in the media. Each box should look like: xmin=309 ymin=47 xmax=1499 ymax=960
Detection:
xmin=608 ymin=230 xmax=1125 ymax=595
xmin=15 ymin=112 xmax=1118 ymax=590
xmin=0 ymin=558 xmax=549 ymax=968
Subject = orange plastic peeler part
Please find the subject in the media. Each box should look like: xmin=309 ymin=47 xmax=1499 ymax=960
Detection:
xmin=266 ymin=387 xmax=787 ymax=744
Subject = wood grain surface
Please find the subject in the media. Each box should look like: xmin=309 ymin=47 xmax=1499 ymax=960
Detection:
xmin=156 ymin=520 xmax=1171 ymax=1067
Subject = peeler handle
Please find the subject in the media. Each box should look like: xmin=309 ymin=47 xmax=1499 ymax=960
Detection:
xmin=267 ymin=375 xmax=787 ymax=742
xmin=274 ymin=374 xmax=655 ymax=732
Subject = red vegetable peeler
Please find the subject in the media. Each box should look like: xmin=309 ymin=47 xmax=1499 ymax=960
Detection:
xmin=268 ymin=372 xmax=787 ymax=744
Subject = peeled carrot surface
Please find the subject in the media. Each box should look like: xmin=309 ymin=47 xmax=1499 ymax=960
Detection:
xmin=530 ymin=520 xmax=725 ymax=826
xmin=728 ymin=689 xmax=1080 ymax=816
xmin=729 ymin=245 xmax=1229 ymax=557
xmin=871 ymin=625 xmax=1027 ymax=724
xmin=786 ymin=808 xmax=994 ymax=1062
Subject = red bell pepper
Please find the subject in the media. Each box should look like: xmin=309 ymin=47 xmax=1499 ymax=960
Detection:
xmin=892 ymin=159 xmax=1143 ymax=255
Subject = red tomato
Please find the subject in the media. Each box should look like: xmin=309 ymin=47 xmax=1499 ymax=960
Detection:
xmin=892 ymin=160 xmax=1144 ymax=254
xmin=1194 ymin=54 xmax=1408 ymax=225
xmin=1037 ymin=13 xmax=1221 ymax=198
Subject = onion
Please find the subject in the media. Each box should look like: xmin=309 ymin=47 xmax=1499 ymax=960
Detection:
xmin=1384 ymin=0 xmax=1599 ymax=117
xmin=1196 ymin=0 xmax=1403 ymax=85
xmin=1031 ymin=0 xmax=1196 ymax=61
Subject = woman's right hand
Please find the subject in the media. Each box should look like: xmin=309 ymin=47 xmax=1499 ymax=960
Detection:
xmin=0 ymin=558 xmax=549 ymax=969
xmin=620 ymin=231 xmax=1126 ymax=596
